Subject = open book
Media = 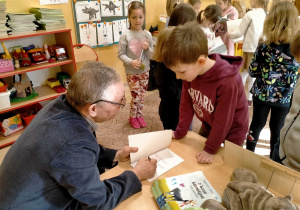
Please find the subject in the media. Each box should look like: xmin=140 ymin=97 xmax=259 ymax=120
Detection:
xmin=129 ymin=130 xmax=184 ymax=182
xmin=208 ymin=36 xmax=228 ymax=55
xmin=151 ymin=171 xmax=222 ymax=209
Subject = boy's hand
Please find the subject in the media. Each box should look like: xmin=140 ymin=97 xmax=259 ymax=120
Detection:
xmin=114 ymin=146 xmax=138 ymax=162
xmin=132 ymin=157 xmax=157 ymax=180
xmin=196 ymin=150 xmax=214 ymax=164
xmin=142 ymin=41 xmax=149 ymax=51
xmin=131 ymin=59 xmax=141 ymax=69
xmin=172 ymin=131 xmax=175 ymax=139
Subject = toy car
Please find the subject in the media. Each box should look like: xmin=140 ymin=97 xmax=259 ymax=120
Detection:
xmin=49 ymin=45 xmax=67 ymax=61
xmin=11 ymin=47 xmax=31 ymax=67
xmin=27 ymin=48 xmax=47 ymax=64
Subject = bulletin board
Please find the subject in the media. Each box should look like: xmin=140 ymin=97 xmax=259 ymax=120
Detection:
xmin=72 ymin=0 xmax=145 ymax=48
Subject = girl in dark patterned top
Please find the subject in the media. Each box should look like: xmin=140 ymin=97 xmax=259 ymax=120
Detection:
xmin=246 ymin=1 xmax=300 ymax=157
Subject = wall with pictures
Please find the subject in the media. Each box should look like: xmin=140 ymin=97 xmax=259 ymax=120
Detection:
xmin=72 ymin=0 xmax=145 ymax=48
xmin=5 ymin=0 xmax=165 ymax=82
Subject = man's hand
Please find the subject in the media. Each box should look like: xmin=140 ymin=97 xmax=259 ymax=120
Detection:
xmin=196 ymin=150 xmax=214 ymax=164
xmin=114 ymin=146 xmax=138 ymax=162
xmin=132 ymin=157 xmax=157 ymax=181
xmin=131 ymin=59 xmax=141 ymax=69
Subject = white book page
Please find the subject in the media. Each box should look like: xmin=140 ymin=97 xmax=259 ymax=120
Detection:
xmin=129 ymin=130 xmax=172 ymax=163
xmin=131 ymin=148 xmax=184 ymax=182
xmin=227 ymin=19 xmax=244 ymax=43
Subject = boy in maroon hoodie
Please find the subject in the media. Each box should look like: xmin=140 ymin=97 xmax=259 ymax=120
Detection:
xmin=161 ymin=21 xmax=249 ymax=164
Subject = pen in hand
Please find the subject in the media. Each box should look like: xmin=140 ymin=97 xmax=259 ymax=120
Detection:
xmin=148 ymin=156 xmax=151 ymax=162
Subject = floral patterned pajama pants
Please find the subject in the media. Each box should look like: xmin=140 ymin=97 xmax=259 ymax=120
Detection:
xmin=126 ymin=71 xmax=149 ymax=118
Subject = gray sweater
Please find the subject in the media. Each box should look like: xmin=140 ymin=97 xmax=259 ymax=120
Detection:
xmin=118 ymin=29 xmax=153 ymax=74
xmin=279 ymin=80 xmax=300 ymax=172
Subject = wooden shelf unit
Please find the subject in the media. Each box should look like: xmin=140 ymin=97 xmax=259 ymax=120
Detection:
xmin=0 ymin=29 xmax=76 ymax=148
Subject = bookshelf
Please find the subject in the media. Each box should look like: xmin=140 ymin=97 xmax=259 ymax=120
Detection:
xmin=0 ymin=28 xmax=76 ymax=148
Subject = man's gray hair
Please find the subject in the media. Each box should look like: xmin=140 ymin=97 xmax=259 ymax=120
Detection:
xmin=66 ymin=61 xmax=121 ymax=109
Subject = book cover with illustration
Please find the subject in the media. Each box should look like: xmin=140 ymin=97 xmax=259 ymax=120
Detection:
xmin=151 ymin=171 xmax=221 ymax=210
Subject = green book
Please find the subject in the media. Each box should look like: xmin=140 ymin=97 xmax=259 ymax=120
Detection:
xmin=151 ymin=171 xmax=221 ymax=210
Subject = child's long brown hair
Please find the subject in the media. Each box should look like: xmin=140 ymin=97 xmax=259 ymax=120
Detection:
xmin=153 ymin=27 xmax=175 ymax=62
xmin=127 ymin=1 xmax=145 ymax=29
xmin=197 ymin=5 xmax=221 ymax=24
xmin=262 ymin=1 xmax=299 ymax=45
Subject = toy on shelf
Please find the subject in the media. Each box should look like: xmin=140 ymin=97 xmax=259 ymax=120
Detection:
xmin=11 ymin=46 xmax=31 ymax=67
xmin=53 ymin=85 xmax=66 ymax=93
xmin=1 ymin=42 xmax=12 ymax=59
xmin=23 ymin=45 xmax=35 ymax=51
xmin=57 ymin=72 xmax=70 ymax=88
xmin=0 ymin=59 xmax=14 ymax=73
xmin=46 ymin=78 xmax=61 ymax=88
xmin=14 ymin=60 xmax=20 ymax=69
xmin=49 ymin=44 xmax=67 ymax=61
xmin=17 ymin=103 xmax=43 ymax=126
xmin=14 ymin=73 xmax=33 ymax=98
xmin=10 ymin=73 xmax=39 ymax=103
xmin=27 ymin=48 xmax=47 ymax=64
xmin=0 ymin=80 xmax=8 ymax=93
xmin=0 ymin=42 xmax=14 ymax=72
xmin=0 ymin=112 xmax=24 ymax=137
xmin=62 ymin=78 xmax=71 ymax=89
xmin=46 ymin=77 xmax=66 ymax=93
xmin=44 ymin=43 xmax=51 ymax=60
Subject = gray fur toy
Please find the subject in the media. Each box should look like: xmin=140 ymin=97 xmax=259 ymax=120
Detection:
xmin=200 ymin=168 xmax=300 ymax=210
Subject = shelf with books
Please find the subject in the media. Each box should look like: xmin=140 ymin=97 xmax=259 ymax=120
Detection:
xmin=0 ymin=28 xmax=76 ymax=148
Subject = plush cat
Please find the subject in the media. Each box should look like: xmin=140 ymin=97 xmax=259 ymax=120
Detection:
xmin=200 ymin=168 xmax=300 ymax=210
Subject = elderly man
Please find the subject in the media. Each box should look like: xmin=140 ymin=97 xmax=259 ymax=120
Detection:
xmin=0 ymin=61 xmax=157 ymax=209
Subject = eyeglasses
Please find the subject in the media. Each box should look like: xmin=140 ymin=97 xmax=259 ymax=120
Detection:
xmin=92 ymin=96 xmax=126 ymax=108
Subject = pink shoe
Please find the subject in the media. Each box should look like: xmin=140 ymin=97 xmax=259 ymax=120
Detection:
xmin=129 ymin=117 xmax=140 ymax=129
xmin=137 ymin=117 xmax=147 ymax=128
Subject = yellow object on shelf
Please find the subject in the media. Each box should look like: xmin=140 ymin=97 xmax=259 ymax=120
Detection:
xmin=46 ymin=78 xmax=61 ymax=88
xmin=1 ymin=42 xmax=12 ymax=60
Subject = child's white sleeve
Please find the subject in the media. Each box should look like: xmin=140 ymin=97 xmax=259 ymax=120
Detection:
xmin=228 ymin=13 xmax=251 ymax=39
xmin=118 ymin=34 xmax=133 ymax=65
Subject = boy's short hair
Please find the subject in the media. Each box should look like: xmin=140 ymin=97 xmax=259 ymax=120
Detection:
xmin=162 ymin=21 xmax=208 ymax=68
xmin=290 ymin=30 xmax=300 ymax=58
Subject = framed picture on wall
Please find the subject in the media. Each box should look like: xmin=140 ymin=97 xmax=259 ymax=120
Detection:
xmin=101 ymin=0 xmax=123 ymax=17
xmin=75 ymin=1 xmax=101 ymax=22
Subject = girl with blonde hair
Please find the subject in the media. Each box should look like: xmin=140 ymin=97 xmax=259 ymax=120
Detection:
xmin=246 ymin=1 xmax=300 ymax=157
xmin=228 ymin=0 xmax=269 ymax=106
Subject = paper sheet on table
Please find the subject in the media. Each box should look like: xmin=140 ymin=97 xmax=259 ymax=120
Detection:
xmin=227 ymin=19 xmax=244 ymax=43
xmin=129 ymin=130 xmax=172 ymax=163
xmin=131 ymin=148 xmax=184 ymax=182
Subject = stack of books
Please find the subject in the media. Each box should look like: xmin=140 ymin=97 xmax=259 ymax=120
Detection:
xmin=6 ymin=13 xmax=38 ymax=34
xmin=0 ymin=0 xmax=9 ymax=36
xmin=29 ymin=8 xmax=66 ymax=30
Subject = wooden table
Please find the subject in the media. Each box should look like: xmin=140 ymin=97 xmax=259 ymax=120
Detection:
xmin=101 ymin=131 xmax=233 ymax=210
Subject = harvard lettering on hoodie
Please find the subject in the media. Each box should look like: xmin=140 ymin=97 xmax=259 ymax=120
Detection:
xmin=174 ymin=54 xmax=249 ymax=154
